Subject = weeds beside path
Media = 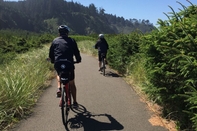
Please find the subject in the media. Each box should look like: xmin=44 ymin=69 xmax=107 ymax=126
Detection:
xmin=0 ymin=45 xmax=54 ymax=130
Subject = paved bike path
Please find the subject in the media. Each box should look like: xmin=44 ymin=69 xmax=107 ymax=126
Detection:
xmin=10 ymin=53 xmax=168 ymax=131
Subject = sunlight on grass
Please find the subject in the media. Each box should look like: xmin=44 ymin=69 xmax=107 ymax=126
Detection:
xmin=78 ymin=40 xmax=97 ymax=56
xmin=0 ymin=45 xmax=53 ymax=130
xmin=125 ymin=56 xmax=149 ymax=95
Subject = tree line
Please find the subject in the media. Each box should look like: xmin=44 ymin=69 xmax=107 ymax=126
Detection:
xmin=0 ymin=0 xmax=155 ymax=35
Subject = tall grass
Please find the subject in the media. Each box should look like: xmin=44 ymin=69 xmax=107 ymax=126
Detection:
xmin=0 ymin=45 xmax=53 ymax=130
xmin=126 ymin=54 xmax=149 ymax=93
xmin=77 ymin=40 xmax=97 ymax=56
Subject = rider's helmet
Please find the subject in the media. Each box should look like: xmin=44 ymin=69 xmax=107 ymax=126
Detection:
xmin=58 ymin=25 xmax=70 ymax=34
xmin=98 ymin=34 xmax=104 ymax=39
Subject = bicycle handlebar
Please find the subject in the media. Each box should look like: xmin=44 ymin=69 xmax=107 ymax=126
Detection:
xmin=46 ymin=58 xmax=80 ymax=64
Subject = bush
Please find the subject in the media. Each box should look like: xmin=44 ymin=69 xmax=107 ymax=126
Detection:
xmin=141 ymin=4 xmax=197 ymax=130
xmin=107 ymin=32 xmax=141 ymax=74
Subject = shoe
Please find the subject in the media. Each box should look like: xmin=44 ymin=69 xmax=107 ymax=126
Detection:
xmin=73 ymin=102 xmax=78 ymax=107
xmin=98 ymin=68 xmax=102 ymax=71
xmin=59 ymin=99 xmax=65 ymax=107
xmin=56 ymin=88 xmax=61 ymax=98
xmin=105 ymin=60 xmax=108 ymax=65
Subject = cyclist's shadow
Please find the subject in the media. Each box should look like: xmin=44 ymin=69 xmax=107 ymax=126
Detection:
xmin=64 ymin=104 xmax=124 ymax=131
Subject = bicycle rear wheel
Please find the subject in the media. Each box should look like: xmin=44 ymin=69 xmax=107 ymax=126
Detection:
xmin=102 ymin=58 xmax=105 ymax=76
xmin=61 ymin=86 xmax=69 ymax=125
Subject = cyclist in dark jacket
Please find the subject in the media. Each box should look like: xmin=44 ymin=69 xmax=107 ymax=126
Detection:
xmin=49 ymin=25 xmax=81 ymax=106
xmin=95 ymin=34 xmax=109 ymax=71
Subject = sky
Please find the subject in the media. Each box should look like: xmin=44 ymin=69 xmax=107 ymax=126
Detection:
xmin=8 ymin=0 xmax=197 ymax=26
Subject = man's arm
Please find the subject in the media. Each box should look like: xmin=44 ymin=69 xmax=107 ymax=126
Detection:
xmin=95 ymin=41 xmax=98 ymax=49
xmin=72 ymin=39 xmax=82 ymax=63
xmin=105 ymin=39 xmax=109 ymax=50
xmin=106 ymin=42 xmax=109 ymax=50
xmin=49 ymin=43 xmax=55 ymax=63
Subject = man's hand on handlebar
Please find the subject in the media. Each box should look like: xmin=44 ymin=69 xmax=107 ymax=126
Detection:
xmin=46 ymin=58 xmax=50 ymax=61
xmin=76 ymin=60 xmax=81 ymax=63
xmin=46 ymin=58 xmax=54 ymax=63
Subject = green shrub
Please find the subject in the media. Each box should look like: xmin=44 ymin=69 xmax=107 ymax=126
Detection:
xmin=107 ymin=32 xmax=141 ymax=74
xmin=0 ymin=30 xmax=54 ymax=64
xmin=141 ymin=4 xmax=197 ymax=130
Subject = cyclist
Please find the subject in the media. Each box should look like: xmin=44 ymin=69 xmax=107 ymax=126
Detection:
xmin=49 ymin=25 xmax=81 ymax=106
xmin=94 ymin=34 xmax=109 ymax=71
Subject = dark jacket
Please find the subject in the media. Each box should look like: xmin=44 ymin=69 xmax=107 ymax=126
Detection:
xmin=95 ymin=38 xmax=109 ymax=53
xmin=49 ymin=35 xmax=81 ymax=63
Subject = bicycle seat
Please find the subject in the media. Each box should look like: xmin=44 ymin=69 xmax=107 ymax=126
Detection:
xmin=60 ymin=71 xmax=70 ymax=85
xmin=54 ymin=60 xmax=74 ymax=71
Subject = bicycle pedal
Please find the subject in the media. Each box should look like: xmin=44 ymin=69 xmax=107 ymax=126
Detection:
xmin=66 ymin=105 xmax=71 ymax=109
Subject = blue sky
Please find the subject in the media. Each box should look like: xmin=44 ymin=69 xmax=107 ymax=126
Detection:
xmin=67 ymin=0 xmax=196 ymax=26
xmin=8 ymin=0 xmax=197 ymax=26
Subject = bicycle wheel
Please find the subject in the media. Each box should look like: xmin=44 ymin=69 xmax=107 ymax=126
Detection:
xmin=102 ymin=57 xmax=105 ymax=76
xmin=61 ymin=85 xmax=69 ymax=125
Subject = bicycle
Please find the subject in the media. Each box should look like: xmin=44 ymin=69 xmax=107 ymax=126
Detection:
xmin=53 ymin=59 xmax=77 ymax=125
xmin=100 ymin=53 xmax=106 ymax=76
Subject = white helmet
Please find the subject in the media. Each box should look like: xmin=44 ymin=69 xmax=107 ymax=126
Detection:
xmin=98 ymin=34 xmax=104 ymax=38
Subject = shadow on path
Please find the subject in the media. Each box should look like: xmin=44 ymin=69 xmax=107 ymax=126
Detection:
xmin=100 ymin=71 xmax=120 ymax=78
xmin=64 ymin=104 xmax=124 ymax=131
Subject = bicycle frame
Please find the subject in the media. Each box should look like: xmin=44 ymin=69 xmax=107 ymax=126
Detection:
xmin=59 ymin=71 xmax=72 ymax=125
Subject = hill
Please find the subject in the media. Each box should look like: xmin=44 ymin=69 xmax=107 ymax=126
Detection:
xmin=0 ymin=0 xmax=155 ymax=35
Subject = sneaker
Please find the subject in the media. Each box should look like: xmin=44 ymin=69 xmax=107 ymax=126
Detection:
xmin=73 ymin=102 xmax=78 ymax=107
xmin=56 ymin=88 xmax=61 ymax=98
xmin=59 ymin=99 xmax=65 ymax=107
xmin=100 ymin=67 xmax=105 ymax=72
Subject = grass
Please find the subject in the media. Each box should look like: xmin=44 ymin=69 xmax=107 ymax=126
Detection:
xmin=0 ymin=45 xmax=54 ymax=130
xmin=77 ymin=40 xmax=97 ymax=56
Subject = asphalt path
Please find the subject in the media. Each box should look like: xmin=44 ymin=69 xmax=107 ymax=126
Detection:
xmin=10 ymin=53 xmax=168 ymax=131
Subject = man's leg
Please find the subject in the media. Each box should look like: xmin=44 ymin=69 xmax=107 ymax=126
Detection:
xmin=98 ymin=52 xmax=102 ymax=71
xmin=104 ymin=53 xmax=108 ymax=64
xmin=57 ymin=75 xmax=61 ymax=88
xmin=69 ymin=80 xmax=77 ymax=103
xmin=69 ymin=70 xmax=78 ymax=105
xmin=56 ymin=74 xmax=61 ymax=97
xmin=99 ymin=61 xmax=102 ymax=70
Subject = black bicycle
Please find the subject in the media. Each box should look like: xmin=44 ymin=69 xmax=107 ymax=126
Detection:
xmin=100 ymin=53 xmax=106 ymax=76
